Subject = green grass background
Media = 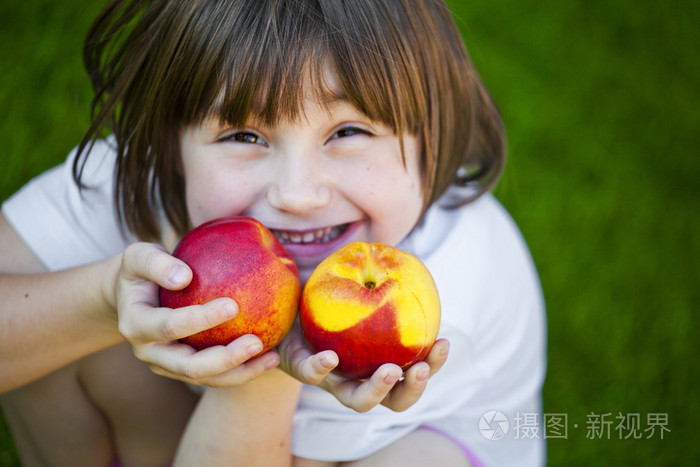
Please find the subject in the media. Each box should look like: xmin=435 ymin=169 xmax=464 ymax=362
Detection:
xmin=0 ymin=0 xmax=697 ymax=465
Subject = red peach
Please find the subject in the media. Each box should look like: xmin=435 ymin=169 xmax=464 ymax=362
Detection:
xmin=160 ymin=217 xmax=301 ymax=352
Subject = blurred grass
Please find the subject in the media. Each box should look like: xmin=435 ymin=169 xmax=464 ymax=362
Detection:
xmin=1 ymin=1 xmax=697 ymax=465
xmin=449 ymin=0 xmax=698 ymax=465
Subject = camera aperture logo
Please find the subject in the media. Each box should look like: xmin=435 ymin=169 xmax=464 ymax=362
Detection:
xmin=479 ymin=410 xmax=510 ymax=440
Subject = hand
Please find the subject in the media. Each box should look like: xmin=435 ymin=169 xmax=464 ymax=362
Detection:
xmin=278 ymin=322 xmax=450 ymax=412
xmin=112 ymin=242 xmax=280 ymax=387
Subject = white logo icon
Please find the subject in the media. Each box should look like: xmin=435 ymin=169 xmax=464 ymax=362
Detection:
xmin=479 ymin=410 xmax=510 ymax=440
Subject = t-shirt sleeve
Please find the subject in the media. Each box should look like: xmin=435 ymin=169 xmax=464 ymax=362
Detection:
xmin=2 ymin=138 xmax=130 ymax=271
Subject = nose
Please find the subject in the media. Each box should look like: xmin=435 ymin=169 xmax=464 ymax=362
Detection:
xmin=266 ymin=151 xmax=331 ymax=215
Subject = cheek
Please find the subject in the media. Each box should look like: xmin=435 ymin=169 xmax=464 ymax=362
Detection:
xmin=380 ymin=148 xmax=424 ymax=243
xmin=358 ymin=168 xmax=424 ymax=245
xmin=183 ymin=167 xmax=252 ymax=227
xmin=184 ymin=176 xmax=217 ymax=226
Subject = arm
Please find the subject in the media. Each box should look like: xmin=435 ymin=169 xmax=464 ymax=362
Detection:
xmin=174 ymin=369 xmax=301 ymax=466
xmin=0 ymin=213 xmax=279 ymax=393
xmin=0 ymin=213 xmax=123 ymax=392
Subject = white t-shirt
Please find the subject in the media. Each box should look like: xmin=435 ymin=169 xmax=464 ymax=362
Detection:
xmin=3 ymin=139 xmax=547 ymax=466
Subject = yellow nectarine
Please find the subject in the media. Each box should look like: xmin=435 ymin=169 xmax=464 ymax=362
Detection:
xmin=300 ymin=241 xmax=440 ymax=379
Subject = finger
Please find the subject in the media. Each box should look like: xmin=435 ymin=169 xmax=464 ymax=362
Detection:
xmin=149 ymin=352 xmax=280 ymax=387
xmin=380 ymin=362 xmax=430 ymax=412
xmin=202 ymin=351 xmax=281 ymax=387
xmin=424 ymin=338 xmax=450 ymax=377
xmin=137 ymin=336 xmax=280 ymax=386
xmin=379 ymin=340 xmax=449 ymax=412
xmin=120 ymin=297 xmax=238 ymax=343
xmin=276 ymin=321 xmax=337 ymax=385
xmin=170 ymin=334 xmax=266 ymax=379
xmin=293 ymin=350 xmax=338 ymax=385
xmin=325 ymin=364 xmax=402 ymax=413
xmin=117 ymin=242 xmax=193 ymax=313
xmin=122 ymin=242 xmax=192 ymax=290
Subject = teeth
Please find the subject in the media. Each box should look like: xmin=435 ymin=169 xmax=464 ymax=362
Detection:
xmin=272 ymin=225 xmax=345 ymax=245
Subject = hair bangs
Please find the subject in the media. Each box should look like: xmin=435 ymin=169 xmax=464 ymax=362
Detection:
xmin=179 ymin=0 xmax=425 ymax=136
xmin=177 ymin=0 xmax=328 ymax=129
xmin=319 ymin=1 xmax=428 ymax=137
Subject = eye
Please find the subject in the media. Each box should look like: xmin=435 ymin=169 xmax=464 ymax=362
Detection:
xmin=219 ymin=131 xmax=267 ymax=146
xmin=332 ymin=126 xmax=372 ymax=139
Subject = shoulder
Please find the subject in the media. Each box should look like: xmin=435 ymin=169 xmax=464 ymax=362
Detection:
xmin=405 ymin=194 xmax=545 ymax=350
xmin=72 ymin=136 xmax=119 ymax=184
xmin=2 ymin=137 xmax=129 ymax=270
xmin=409 ymin=194 xmax=541 ymax=300
xmin=4 ymin=137 xmax=118 ymax=203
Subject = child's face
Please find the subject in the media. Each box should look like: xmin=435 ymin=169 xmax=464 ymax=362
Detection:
xmin=180 ymin=92 xmax=423 ymax=282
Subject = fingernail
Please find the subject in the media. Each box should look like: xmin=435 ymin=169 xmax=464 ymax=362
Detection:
xmin=417 ymin=367 xmax=429 ymax=381
xmin=222 ymin=301 xmax=237 ymax=317
xmin=440 ymin=342 xmax=449 ymax=357
xmin=384 ymin=372 xmax=400 ymax=385
xmin=320 ymin=356 xmax=335 ymax=369
xmin=265 ymin=355 xmax=280 ymax=370
xmin=168 ymin=264 xmax=189 ymax=285
xmin=246 ymin=343 xmax=263 ymax=357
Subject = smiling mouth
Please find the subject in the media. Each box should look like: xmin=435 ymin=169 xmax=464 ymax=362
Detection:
xmin=270 ymin=224 xmax=349 ymax=245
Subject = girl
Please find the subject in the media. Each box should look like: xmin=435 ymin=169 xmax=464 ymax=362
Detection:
xmin=0 ymin=0 xmax=546 ymax=465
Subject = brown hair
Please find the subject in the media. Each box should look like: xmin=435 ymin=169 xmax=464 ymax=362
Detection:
xmin=76 ymin=0 xmax=505 ymax=241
